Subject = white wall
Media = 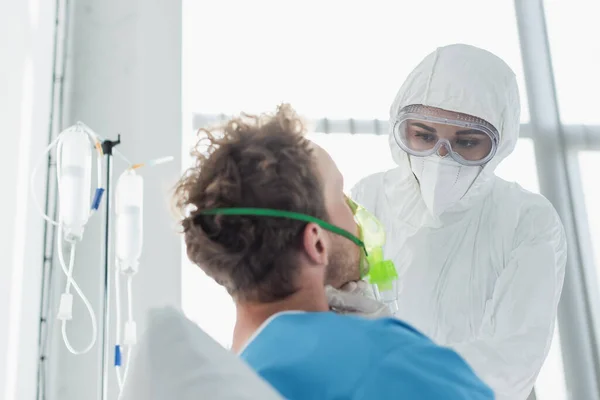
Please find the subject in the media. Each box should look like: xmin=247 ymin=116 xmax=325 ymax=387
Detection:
xmin=45 ymin=0 xmax=183 ymax=399
xmin=0 ymin=0 xmax=57 ymax=399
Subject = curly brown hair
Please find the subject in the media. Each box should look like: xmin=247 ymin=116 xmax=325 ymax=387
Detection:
xmin=174 ymin=104 xmax=327 ymax=302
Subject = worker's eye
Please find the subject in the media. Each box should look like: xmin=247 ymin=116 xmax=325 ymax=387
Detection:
xmin=415 ymin=132 xmax=437 ymax=143
xmin=455 ymin=138 xmax=481 ymax=148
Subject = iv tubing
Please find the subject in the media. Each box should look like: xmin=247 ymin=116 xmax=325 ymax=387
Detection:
xmin=30 ymin=135 xmax=63 ymax=226
xmin=115 ymin=262 xmax=133 ymax=394
xmin=57 ymin=224 xmax=98 ymax=354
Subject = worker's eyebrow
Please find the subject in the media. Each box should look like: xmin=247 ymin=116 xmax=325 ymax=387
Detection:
xmin=456 ymin=129 xmax=487 ymax=136
xmin=409 ymin=122 xmax=436 ymax=133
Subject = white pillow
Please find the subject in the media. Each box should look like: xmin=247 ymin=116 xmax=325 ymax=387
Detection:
xmin=120 ymin=306 xmax=283 ymax=400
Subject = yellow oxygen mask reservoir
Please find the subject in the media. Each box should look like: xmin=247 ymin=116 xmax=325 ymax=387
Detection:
xmin=347 ymin=197 xmax=399 ymax=314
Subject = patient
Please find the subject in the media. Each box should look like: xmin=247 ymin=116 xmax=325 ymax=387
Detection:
xmin=173 ymin=104 xmax=494 ymax=399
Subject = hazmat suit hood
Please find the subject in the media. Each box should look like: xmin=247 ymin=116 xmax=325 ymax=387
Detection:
xmin=386 ymin=44 xmax=521 ymax=220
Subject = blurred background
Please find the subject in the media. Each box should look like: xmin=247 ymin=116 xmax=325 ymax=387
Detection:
xmin=2 ymin=0 xmax=600 ymax=399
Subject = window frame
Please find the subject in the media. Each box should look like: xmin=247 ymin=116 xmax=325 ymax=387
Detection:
xmin=516 ymin=1 xmax=600 ymax=398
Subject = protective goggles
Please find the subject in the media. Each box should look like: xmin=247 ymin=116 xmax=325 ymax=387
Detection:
xmin=198 ymin=198 xmax=397 ymax=286
xmin=392 ymin=105 xmax=499 ymax=166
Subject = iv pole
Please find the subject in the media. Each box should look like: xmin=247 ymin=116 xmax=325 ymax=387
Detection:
xmin=100 ymin=135 xmax=121 ymax=400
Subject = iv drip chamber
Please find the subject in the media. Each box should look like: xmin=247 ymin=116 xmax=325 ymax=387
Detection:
xmin=116 ymin=170 xmax=143 ymax=275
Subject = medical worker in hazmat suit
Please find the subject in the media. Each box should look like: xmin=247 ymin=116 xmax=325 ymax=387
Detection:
xmin=348 ymin=44 xmax=567 ymax=399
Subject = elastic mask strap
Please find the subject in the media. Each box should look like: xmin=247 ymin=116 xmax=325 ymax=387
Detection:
xmin=198 ymin=208 xmax=366 ymax=252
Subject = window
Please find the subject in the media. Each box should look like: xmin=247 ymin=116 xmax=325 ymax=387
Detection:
xmin=578 ymin=152 xmax=600 ymax=302
xmin=180 ymin=132 xmax=236 ymax=348
xmin=536 ymin=325 xmax=568 ymax=400
xmin=182 ymin=250 xmax=236 ymax=347
xmin=181 ymin=0 xmax=554 ymax=386
xmin=308 ymin=133 xmax=395 ymax=191
xmin=182 ymin=0 xmax=529 ymax=121
xmin=544 ymin=0 xmax=600 ymax=124
xmin=495 ymin=138 xmax=539 ymax=194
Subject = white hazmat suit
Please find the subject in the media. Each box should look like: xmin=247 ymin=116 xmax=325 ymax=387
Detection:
xmin=351 ymin=44 xmax=567 ymax=400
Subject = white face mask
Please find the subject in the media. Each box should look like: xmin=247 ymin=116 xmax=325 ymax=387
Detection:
xmin=409 ymin=155 xmax=481 ymax=217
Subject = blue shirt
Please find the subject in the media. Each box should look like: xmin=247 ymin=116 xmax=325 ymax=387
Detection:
xmin=240 ymin=312 xmax=494 ymax=400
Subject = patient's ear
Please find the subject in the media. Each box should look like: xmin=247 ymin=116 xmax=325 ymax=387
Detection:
xmin=301 ymin=222 xmax=328 ymax=266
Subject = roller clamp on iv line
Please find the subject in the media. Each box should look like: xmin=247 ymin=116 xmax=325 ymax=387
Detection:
xmin=31 ymin=122 xmax=174 ymax=397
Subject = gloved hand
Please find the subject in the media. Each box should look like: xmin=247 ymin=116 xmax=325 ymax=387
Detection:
xmin=326 ymin=283 xmax=392 ymax=319
xmin=340 ymin=280 xmax=376 ymax=299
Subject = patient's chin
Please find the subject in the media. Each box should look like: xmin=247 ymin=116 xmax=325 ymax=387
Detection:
xmin=324 ymin=270 xmax=357 ymax=290
xmin=326 ymin=278 xmax=345 ymax=290
xmin=325 ymin=239 xmax=360 ymax=289
xmin=323 ymin=272 xmax=341 ymax=289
